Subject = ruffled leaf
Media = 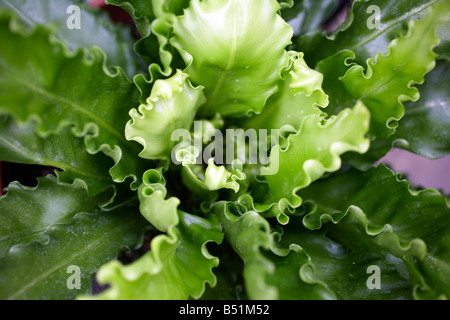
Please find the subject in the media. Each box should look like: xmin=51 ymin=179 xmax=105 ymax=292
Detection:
xmin=0 ymin=176 xmax=146 ymax=300
xmin=211 ymin=201 xmax=335 ymax=300
xmin=0 ymin=175 xmax=108 ymax=257
xmin=137 ymin=169 xmax=180 ymax=232
xmin=125 ymin=70 xmax=205 ymax=160
xmin=86 ymin=211 xmax=223 ymax=300
xmin=340 ymin=1 xmax=449 ymax=138
xmin=244 ymin=51 xmax=328 ymax=132
xmin=298 ymin=0 xmax=442 ymax=67
xmin=107 ymin=0 xmax=189 ymax=97
xmin=280 ymin=0 xmax=338 ymax=35
xmin=0 ymin=11 xmax=146 ymax=189
xmin=171 ymin=0 xmax=293 ymax=117
xmin=0 ymin=115 xmax=113 ymax=197
xmin=315 ymin=50 xmax=357 ymax=116
xmin=298 ymin=165 xmax=450 ymax=299
xmin=0 ymin=0 xmax=141 ymax=77
xmin=175 ymin=146 xmax=246 ymax=194
xmin=262 ymin=102 xmax=370 ymax=210
xmin=343 ymin=58 xmax=450 ymax=169
xmin=276 ymin=222 xmax=413 ymax=299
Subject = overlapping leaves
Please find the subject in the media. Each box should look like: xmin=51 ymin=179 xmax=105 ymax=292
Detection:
xmin=209 ymin=201 xmax=335 ymax=300
xmin=0 ymin=116 xmax=114 ymax=197
xmin=340 ymin=1 xmax=448 ymax=138
xmin=298 ymin=165 xmax=450 ymax=299
xmin=0 ymin=0 xmax=449 ymax=301
xmin=0 ymin=10 xmax=146 ymax=190
xmin=0 ymin=175 xmax=147 ymax=300
xmin=87 ymin=210 xmax=223 ymax=300
xmin=0 ymin=0 xmax=141 ymax=77
xmin=298 ymin=0 xmax=443 ymax=67
xmin=125 ymin=70 xmax=205 ymax=160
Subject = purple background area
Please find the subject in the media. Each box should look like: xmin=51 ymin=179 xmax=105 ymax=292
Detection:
xmin=380 ymin=148 xmax=450 ymax=194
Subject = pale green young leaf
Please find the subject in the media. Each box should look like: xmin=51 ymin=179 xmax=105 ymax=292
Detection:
xmin=0 ymin=116 xmax=114 ymax=197
xmin=171 ymin=0 xmax=293 ymax=117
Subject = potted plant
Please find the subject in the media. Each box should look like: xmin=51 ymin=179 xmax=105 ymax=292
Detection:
xmin=0 ymin=0 xmax=449 ymax=301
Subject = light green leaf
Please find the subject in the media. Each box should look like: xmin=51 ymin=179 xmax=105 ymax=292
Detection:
xmin=175 ymin=146 xmax=246 ymax=194
xmin=342 ymin=58 xmax=450 ymax=169
xmin=298 ymin=0 xmax=442 ymax=67
xmin=340 ymin=1 xmax=449 ymax=138
xmin=137 ymin=169 xmax=180 ymax=232
xmin=0 ymin=176 xmax=146 ymax=300
xmin=87 ymin=211 xmax=223 ymax=300
xmin=171 ymin=0 xmax=293 ymax=117
xmin=243 ymin=51 xmax=328 ymax=132
xmin=0 ymin=11 xmax=147 ymax=189
xmin=125 ymin=70 xmax=205 ymax=160
xmin=263 ymin=102 xmax=370 ymax=210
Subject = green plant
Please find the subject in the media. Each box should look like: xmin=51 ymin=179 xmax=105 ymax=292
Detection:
xmin=0 ymin=0 xmax=449 ymax=300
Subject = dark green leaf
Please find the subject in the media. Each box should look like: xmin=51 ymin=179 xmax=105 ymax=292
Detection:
xmin=298 ymin=0 xmax=440 ymax=67
xmin=340 ymin=2 xmax=447 ymax=138
xmin=0 ymin=176 xmax=147 ymax=300
xmin=277 ymin=224 xmax=413 ymax=299
xmin=0 ymin=11 xmax=147 ymax=189
xmin=0 ymin=0 xmax=141 ymax=77
xmin=282 ymin=0 xmax=338 ymax=35
xmin=299 ymin=165 xmax=450 ymax=299
xmin=0 ymin=116 xmax=114 ymax=197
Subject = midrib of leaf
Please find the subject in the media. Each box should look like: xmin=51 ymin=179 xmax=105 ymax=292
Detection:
xmin=160 ymin=98 xmax=176 ymax=139
xmin=103 ymin=195 xmax=138 ymax=211
xmin=0 ymin=225 xmax=60 ymax=243
xmin=357 ymin=64 xmax=405 ymax=102
xmin=7 ymin=236 xmax=104 ymax=299
xmin=356 ymin=21 xmax=433 ymax=103
xmin=0 ymin=134 xmax=107 ymax=180
xmin=348 ymin=0 xmax=438 ymax=52
xmin=0 ymin=67 xmax=129 ymax=146
xmin=6 ymin=220 xmax=131 ymax=300
xmin=202 ymin=4 xmax=239 ymax=110
xmin=404 ymin=99 xmax=450 ymax=114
